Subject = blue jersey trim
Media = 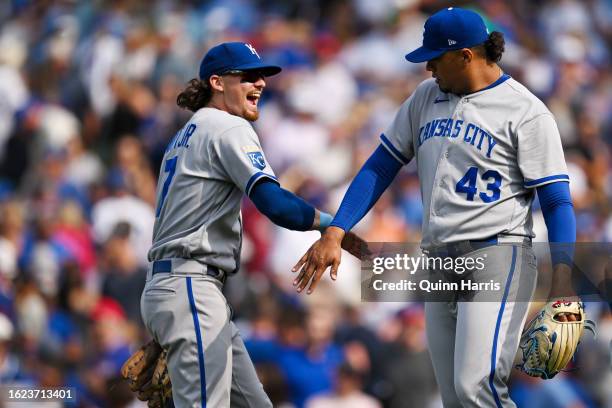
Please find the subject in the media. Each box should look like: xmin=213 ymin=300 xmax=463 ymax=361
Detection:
xmin=489 ymin=246 xmax=517 ymax=408
xmin=478 ymin=73 xmax=511 ymax=92
xmin=245 ymin=172 xmax=278 ymax=196
xmin=524 ymin=174 xmax=569 ymax=188
xmin=380 ymin=134 xmax=409 ymax=165
xmin=187 ymin=277 xmax=207 ymax=406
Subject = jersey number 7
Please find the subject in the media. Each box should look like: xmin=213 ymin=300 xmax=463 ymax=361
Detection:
xmin=455 ymin=166 xmax=502 ymax=203
xmin=155 ymin=156 xmax=178 ymax=217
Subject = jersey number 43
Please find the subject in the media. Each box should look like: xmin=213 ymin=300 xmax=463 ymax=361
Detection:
xmin=455 ymin=166 xmax=502 ymax=203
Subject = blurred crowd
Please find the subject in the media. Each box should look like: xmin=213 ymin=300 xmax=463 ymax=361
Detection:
xmin=0 ymin=0 xmax=610 ymax=407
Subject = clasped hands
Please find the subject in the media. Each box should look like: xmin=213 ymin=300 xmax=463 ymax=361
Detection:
xmin=292 ymin=226 xmax=369 ymax=294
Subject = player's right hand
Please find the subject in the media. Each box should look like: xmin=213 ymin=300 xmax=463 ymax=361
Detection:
xmin=292 ymin=226 xmax=344 ymax=294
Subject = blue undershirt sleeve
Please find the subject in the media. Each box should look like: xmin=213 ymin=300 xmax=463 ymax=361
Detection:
xmin=536 ymin=181 xmax=576 ymax=266
xmin=330 ymin=144 xmax=403 ymax=232
xmin=249 ymin=179 xmax=316 ymax=231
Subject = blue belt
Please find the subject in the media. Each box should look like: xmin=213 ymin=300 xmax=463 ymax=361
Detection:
xmin=425 ymin=235 xmax=500 ymax=258
xmin=152 ymin=260 xmax=226 ymax=284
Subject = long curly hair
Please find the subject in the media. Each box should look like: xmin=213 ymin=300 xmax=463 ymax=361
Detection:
xmin=176 ymin=78 xmax=212 ymax=112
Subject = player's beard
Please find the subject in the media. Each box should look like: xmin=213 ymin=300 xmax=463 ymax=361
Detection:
xmin=242 ymin=93 xmax=261 ymax=121
xmin=243 ymin=107 xmax=259 ymax=121
xmin=225 ymin=98 xmax=260 ymax=121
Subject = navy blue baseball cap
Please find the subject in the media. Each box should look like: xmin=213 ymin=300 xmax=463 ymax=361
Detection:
xmin=199 ymin=42 xmax=282 ymax=80
xmin=405 ymin=7 xmax=489 ymax=63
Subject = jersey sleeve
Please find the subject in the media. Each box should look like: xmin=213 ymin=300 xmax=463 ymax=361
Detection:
xmin=380 ymin=95 xmax=417 ymax=166
xmin=517 ymin=113 xmax=569 ymax=188
xmin=212 ymin=125 xmax=278 ymax=196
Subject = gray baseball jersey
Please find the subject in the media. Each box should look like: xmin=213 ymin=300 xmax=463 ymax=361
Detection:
xmin=148 ymin=107 xmax=277 ymax=273
xmin=381 ymin=74 xmax=568 ymax=248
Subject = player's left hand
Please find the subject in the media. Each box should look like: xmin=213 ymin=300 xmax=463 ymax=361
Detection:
xmin=517 ymin=297 xmax=595 ymax=379
xmin=548 ymin=263 xmax=579 ymax=322
xmin=292 ymin=226 xmax=344 ymax=294
xmin=121 ymin=340 xmax=172 ymax=407
xmin=547 ymin=294 xmax=580 ymax=322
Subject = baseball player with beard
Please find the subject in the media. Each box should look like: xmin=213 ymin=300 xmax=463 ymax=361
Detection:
xmin=139 ymin=42 xmax=364 ymax=407
xmin=293 ymin=8 xmax=581 ymax=408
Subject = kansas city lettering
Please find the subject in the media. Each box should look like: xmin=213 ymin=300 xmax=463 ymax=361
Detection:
xmin=418 ymin=118 xmax=497 ymax=158
xmin=166 ymin=123 xmax=197 ymax=152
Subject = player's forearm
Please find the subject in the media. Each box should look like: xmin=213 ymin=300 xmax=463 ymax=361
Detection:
xmin=250 ymin=180 xmax=331 ymax=231
xmin=330 ymin=144 xmax=402 ymax=232
xmin=552 ymin=263 xmax=573 ymax=286
xmin=536 ymin=181 xmax=577 ymax=298
xmin=536 ymin=181 xmax=576 ymax=267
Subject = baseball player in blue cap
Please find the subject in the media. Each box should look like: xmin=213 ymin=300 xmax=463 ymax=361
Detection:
xmin=293 ymin=8 xmax=579 ymax=407
xmin=139 ymin=42 xmax=364 ymax=407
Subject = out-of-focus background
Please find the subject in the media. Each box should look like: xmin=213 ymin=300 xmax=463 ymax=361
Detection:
xmin=0 ymin=0 xmax=610 ymax=407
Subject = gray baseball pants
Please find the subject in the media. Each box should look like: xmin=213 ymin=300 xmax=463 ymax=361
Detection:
xmin=424 ymin=243 xmax=538 ymax=408
xmin=141 ymin=261 xmax=272 ymax=408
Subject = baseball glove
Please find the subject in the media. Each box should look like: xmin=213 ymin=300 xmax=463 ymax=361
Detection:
xmin=516 ymin=298 xmax=596 ymax=379
xmin=121 ymin=340 xmax=172 ymax=408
